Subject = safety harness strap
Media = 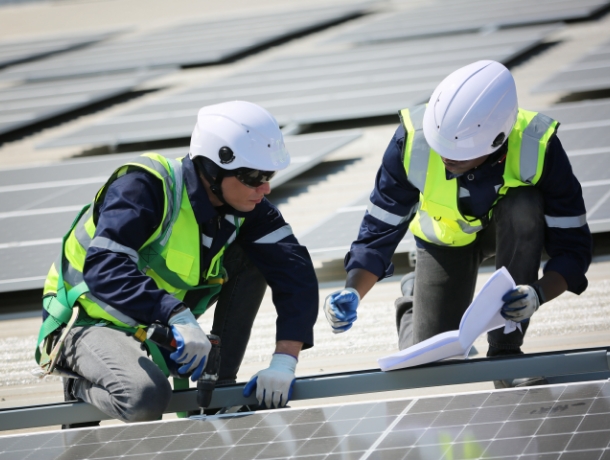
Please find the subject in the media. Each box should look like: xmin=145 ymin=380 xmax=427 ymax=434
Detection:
xmin=36 ymin=205 xmax=93 ymax=365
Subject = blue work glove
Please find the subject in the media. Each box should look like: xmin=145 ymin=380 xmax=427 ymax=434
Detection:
xmin=501 ymin=284 xmax=544 ymax=323
xmin=323 ymin=287 xmax=360 ymax=333
xmin=168 ymin=309 xmax=211 ymax=381
xmin=243 ymin=353 xmax=297 ymax=408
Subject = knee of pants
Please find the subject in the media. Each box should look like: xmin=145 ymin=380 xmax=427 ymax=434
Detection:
xmin=112 ymin=372 xmax=172 ymax=423
xmin=495 ymin=187 xmax=544 ymax=236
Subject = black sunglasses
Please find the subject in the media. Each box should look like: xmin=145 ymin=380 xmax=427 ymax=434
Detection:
xmin=232 ymin=168 xmax=276 ymax=188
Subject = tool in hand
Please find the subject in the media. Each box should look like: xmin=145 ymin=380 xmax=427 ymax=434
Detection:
xmin=146 ymin=324 xmax=221 ymax=415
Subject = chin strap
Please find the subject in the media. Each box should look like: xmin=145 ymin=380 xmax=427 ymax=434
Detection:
xmin=194 ymin=157 xmax=229 ymax=205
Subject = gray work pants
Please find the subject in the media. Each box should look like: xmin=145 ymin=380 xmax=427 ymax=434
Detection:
xmin=396 ymin=186 xmax=544 ymax=354
xmin=59 ymin=242 xmax=267 ymax=422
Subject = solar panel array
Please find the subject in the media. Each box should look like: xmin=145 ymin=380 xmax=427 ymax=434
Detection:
xmin=0 ymin=380 xmax=608 ymax=459
xmin=0 ymin=30 xmax=118 ymax=69
xmin=0 ymin=3 xmax=369 ymax=83
xmin=0 ymin=70 xmax=171 ymax=137
xmin=299 ymin=98 xmax=610 ymax=261
xmin=532 ymin=37 xmax=610 ymax=94
xmin=0 ymin=130 xmax=360 ymax=293
xmin=544 ymin=98 xmax=610 ymax=233
xmin=328 ymin=0 xmax=609 ymax=44
xmin=299 ymin=193 xmax=416 ymax=262
xmin=39 ymin=25 xmax=556 ymax=150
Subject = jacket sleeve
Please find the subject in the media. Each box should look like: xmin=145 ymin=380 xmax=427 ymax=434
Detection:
xmin=83 ymin=171 xmax=184 ymax=325
xmin=238 ymin=200 xmax=319 ymax=350
xmin=537 ymin=134 xmax=592 ymax=294
xmin=344 ymin=125 xmax=421 ymax=279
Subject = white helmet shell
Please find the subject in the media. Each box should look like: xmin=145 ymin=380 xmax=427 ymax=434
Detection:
xmin=189 ymin=101 xmax=290 ymax=171
xmin=423 ymin=60 xmax=518 ymax=161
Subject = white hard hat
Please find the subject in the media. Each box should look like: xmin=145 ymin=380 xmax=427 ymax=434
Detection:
xmin=189 ymin=100 xmax=290 ymax=172
xmin=423 ymin=60 xmax=518 ymax=161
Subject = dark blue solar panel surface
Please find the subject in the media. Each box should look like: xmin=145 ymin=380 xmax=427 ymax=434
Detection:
xmin=0 ymin=30 xmax=118 ymax=69
xmin=0 ymin=3 xmax=370 ymax=83
xmin=0 ymin=380 xmax=608 ymax=459
xmin=328 ymin=0 xmax=608 ymax=44
xmin=38 ymin=26 xmax=555 ymax=150
xmin=532 ymin=38 xmax=610 ymax=94
xmin=0 ymin=130 xmax=360 ymax=293
xmin=0 ymin=70 xmax=171 ymax=136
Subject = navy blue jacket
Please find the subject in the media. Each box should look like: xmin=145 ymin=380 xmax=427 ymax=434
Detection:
xmin=81 ymin=155 xmax=318 ymax=349
xmin=345 ymin=124 xmax=592 ymax=295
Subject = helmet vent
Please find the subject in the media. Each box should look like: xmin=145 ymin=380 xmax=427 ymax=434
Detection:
xmin=492 ymin=133 xmax=505 ymax=148
xmin=219 ymin=146 xmax=235 ymax=164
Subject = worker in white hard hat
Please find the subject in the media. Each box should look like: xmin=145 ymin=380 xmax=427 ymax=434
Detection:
xmin=36 ymin=101 xmax=318 ymax=426
xmin=324 ymin=60 xmax=592 ymax=387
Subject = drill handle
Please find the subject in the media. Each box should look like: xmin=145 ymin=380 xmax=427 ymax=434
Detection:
xmin=146 ymin=324 xmax=177 ymax=351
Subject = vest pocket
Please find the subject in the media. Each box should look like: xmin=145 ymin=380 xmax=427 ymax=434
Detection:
xmin=166 ymin=249 xmax=195 ymax=277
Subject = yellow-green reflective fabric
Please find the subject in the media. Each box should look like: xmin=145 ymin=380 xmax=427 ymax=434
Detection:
xmin=42 ymin=152 xmax=240 ymax=329
xmin=400 ymin=106 xmax=557 ymax=247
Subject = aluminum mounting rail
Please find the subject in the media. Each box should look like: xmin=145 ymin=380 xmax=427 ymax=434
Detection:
xmin=1 ymin=347 xmax=608 ymax=431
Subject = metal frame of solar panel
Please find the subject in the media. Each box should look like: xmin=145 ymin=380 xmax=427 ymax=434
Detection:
xmin=0 ymin=70 xmax=172 ymax=137
xmin=328 ymin=0 xmax=609 ymax=44
xmin=1 ymin=378 xmax=609 ymax=459
xmin=38 ymin=25 xmax=556 ymax=150
xmin=0 ymin=3 xmax=370 ymax=83
xmin=0 ymin=30 xmax=119 ymax=69
xmin=298 ymin=98 xmax=610 ymax=261
xmin=0 ymin=130 xmax=360 ymax=293
xmin=3 ymin=347 xmax=609 ymax=432
xmin=532 ymin=38 xmax=610 ymax=94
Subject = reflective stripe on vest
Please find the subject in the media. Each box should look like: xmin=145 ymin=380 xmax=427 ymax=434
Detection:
xmin=43 ymin=153 xmax=241 ymax=328
xmin=400 ymin=105 xmax=558 ymax=247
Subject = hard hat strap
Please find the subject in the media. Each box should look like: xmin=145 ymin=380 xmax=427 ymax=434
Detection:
xmin=193 ymin=156 xmax=229 ymax=205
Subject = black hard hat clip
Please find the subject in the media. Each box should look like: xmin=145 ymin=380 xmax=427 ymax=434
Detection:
xmin=219 ymin=147 xmax=235 ymax=164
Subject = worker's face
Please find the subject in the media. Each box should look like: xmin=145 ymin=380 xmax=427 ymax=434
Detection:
xmin=221 ymin=176 xmax=271 ymax=212
xmin=440 ymin=154 xmax=490 ymax=175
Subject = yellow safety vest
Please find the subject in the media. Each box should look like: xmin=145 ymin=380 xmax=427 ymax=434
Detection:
xmin=400 ymin=105 xmax=558 ymax=247
xmin=42 ymin=153 xmax=242 ymax=330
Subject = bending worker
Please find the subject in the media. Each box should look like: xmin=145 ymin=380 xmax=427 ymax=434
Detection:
xmin=324 ymin=60 xmax=592 ymax=387
xmin=36 ymin=101 xmax=318 ymax=424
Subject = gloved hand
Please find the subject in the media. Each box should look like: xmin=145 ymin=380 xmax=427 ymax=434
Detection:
xmin=323 ymin=287 xmax=360 ymax=333
xmin=168 ymin=309 xmax=211 ymax=381
xmin=501 ymin=284 xmax=544 ymax=322
xmin=243 ymin=353 xmax=297 ymax=408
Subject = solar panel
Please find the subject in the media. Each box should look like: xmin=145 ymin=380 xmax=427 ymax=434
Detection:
xmin=0 ymin=130 xmax=360 ymax=293
xmin=0 ymin=30 xmax=119 ymax=69
xmin=0 ymin=70 xmax=172 ymax=137
xmin=0 ymin=4 xmax=369 ymax=83
xmin=38 ymin=25 xmax=556 ymax=150
xmin=298 ymin=98 xmax=610 ymax=261
xmin=532 ymin=38 xmax=610 ymax=94
xmin=328 ymin=0 xmax=608 ymax=44
xmin=542 ymin=98 xmax=610 ymax=233
xmin=0 ymin=379 xmax=608 ymax=459
xmin=299 ymin=192 xmax=416 ymax=262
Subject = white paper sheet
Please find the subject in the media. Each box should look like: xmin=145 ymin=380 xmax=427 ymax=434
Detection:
xmin=378 ymin=267 xmax=516 ymax=372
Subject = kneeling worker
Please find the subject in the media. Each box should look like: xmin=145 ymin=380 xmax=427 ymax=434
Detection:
xmin=36 ymin=101 xmax=319 ymax=424
xmin=324 ymin=60 xmax=592 ymax=386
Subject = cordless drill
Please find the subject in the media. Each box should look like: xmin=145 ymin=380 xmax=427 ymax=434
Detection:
xmin=146 ymin=324 xmax=221 ymax=413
